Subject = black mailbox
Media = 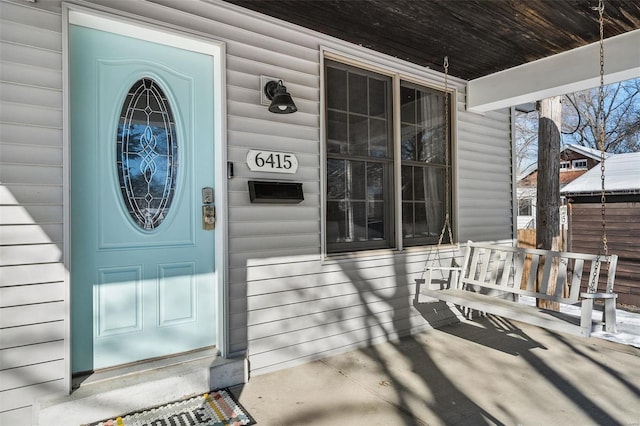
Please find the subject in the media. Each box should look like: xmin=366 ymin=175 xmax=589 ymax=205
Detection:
xmin=248 ymin=180 xmax=304 ymax=204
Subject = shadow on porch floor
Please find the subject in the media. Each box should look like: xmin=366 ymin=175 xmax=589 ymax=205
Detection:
xmin=231 ymin=316 xmax=640 ymax=425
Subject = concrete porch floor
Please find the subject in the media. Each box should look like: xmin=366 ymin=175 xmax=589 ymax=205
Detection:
xmin=231 ymin=316 xmax=640 ymax=425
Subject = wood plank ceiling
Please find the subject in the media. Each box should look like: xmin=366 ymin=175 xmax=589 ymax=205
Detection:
xmin=224 ymin=0 xmax=640 ymax=81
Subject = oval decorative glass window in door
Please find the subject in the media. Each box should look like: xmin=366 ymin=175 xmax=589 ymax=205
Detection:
xmin=117 ymin=78 xmax=178 ymax=230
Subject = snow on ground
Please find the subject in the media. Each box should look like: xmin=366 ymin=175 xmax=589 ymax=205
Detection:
xmin=520 ymin=296 xmax=640 ymax=348
xmin=592 ymin=308 xmax=640 ymax=348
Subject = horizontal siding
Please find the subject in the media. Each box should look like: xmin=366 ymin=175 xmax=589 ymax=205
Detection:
xmin=0 ymin=301 xmax=65 ymax=329
xmin=0 ymin=183 xmax=63 ymax=205
xmin=0 ymin=282 xmax=65 ymax=307
xmin=0 ymin=0 xmax=66 ymax=416
xmin=0 ymin=321 xmax=65 ymax=350
xmin=0 ymin=60 xmax=63 ymax=90
xmin=457 ymin=100 xmax=513 ymax=242
xmin=1 ymin=359 xmax=65 ymax=392
xmin=0 ymin=380 xmax=65 ymax=418
xmin=0 ymin=263 xmax=65 ymax=287
xmin=0 ymin=406 xmax=32 ymax=426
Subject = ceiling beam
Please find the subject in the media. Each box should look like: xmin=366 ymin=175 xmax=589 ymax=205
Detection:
xmin=467 ymin=28 xmax=640 ymax=113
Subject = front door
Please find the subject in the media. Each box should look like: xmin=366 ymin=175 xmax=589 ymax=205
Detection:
xmin=70 ymin=21 xmax=217 ymax=372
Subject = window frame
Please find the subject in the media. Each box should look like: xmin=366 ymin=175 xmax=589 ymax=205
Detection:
xmin=324 ymin=61 xmax=396 ymax=253
xmin=518 ymin=197 xmax=533 ymax=216
xmin=399 ymin=79 xmax=453 ymax=247
xmin=572 ymin=159 xmax=588 ymax=170
xmin=321 ymin=53 xmax=456 ymax=255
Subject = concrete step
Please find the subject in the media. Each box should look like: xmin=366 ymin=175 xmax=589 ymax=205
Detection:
xmin=35 ymin=350 xmax=245 ymax=425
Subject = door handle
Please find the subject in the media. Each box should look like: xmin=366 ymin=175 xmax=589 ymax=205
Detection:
xmin=202 ymin=205 xmax=215 ymax=230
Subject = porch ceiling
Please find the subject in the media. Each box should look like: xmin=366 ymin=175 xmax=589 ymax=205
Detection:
xmin=223 ymin=0 xmax=640 ymax=81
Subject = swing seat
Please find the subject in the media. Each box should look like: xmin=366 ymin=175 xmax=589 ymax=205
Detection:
xmin=415 ymin=241 xmax=618 ymax=337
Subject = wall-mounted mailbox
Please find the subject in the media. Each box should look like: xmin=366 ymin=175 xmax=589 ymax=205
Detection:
xmin=248 ymin=180 xmax=304 ymax=204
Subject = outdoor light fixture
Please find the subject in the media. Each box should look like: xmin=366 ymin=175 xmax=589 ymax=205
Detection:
xmin=264 ymin=79 xmax=298 ymax=114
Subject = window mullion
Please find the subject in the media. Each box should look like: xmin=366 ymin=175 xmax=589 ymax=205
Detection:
xmin=392 ymin=74 xmax=403 ymax=251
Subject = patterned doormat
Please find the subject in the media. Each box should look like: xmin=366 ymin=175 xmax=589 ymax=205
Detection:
xmin=86 ymin=388 xmax=255 ymax=426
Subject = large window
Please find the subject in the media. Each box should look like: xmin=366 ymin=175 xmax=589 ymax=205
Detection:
xmin=325 ymin=60 xmax=452 ymax=253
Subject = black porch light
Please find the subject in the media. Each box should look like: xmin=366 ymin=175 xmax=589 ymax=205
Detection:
xmin=264 ymin=79 xmax=298 ymax=114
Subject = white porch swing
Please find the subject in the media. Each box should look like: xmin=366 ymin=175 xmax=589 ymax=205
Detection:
xmin=414 ymin=0 xmax=618 ymax=337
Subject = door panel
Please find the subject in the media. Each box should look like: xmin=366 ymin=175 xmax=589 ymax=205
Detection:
xmin=71 ymin=24 xmax=216 ymax=372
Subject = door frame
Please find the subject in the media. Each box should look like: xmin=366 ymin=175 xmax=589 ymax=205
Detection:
xmin=62 ymin=3 xmax=228 ymax=392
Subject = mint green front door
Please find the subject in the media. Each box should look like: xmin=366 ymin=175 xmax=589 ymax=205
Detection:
xmin=70 ymin=24 xmax=216 ymax=372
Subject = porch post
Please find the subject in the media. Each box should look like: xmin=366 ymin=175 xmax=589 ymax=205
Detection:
xmin=536 ymin=96 xmax=561 ymax=310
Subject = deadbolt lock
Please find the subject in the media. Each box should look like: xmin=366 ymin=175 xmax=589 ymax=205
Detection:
xmin=202 ymin=187 xmax=214 ymax=204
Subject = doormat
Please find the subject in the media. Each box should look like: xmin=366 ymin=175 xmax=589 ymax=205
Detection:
xmin=86 ymin=388 xmax=255 ymax=426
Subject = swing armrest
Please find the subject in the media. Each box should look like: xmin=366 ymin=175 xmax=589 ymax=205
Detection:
xmin=415 ymin=267 xmax=461 ymax=284
xmin=425 ymin=266 xmax=462 ymax=271
xmin=420 ymin=266 xmax=462 ymax=290
xmin=580 ymin=292 xmax=617 ymax=299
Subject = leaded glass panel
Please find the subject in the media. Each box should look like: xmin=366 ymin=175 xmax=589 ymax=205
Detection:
xmin=117 ymin=78 xmax=178 ymax=230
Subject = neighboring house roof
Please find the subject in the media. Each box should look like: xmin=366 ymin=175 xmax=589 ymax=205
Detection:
xmin=517 ymin=143 xmax=610 ymax=182
xmin=564 ymin=143 xmax=611 ymax=161
xmin=517 ymin=162 xmax=538 ymax=181
xmin=561 ymin=152 xmax=640 ymax=196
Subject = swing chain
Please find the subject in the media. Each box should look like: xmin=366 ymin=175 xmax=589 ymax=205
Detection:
xmin=597 ymin=0 xmax=608 ymax=257
xmin=443 ymin=56 xmax=453 ymax=247
xmin=423 ymin=56 xmax=454 ymax=276
xmin=589 ymin=0 xmax=607 ymax=294
xmin=434 ymin=58 xmax=453 ymax=253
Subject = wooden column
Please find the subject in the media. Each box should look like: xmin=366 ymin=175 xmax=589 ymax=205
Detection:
xmin=536 ymin=96 xmax=561 ymax=310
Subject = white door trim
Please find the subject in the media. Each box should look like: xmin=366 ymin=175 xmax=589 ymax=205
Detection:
xmin=63 ymin=2 xmax=228 ymax=393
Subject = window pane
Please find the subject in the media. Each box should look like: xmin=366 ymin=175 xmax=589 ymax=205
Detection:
xmin=349 ymin=114 xmax=368 ymax=156
xmin=424 ymin=168 xmax=445 ymax=205
xmin=424 ymin=168 xmax=445 ymax=236
xmin=328 ymin=111 xmax=348 ymax=154
xmin=327 ymin=67 xmax=347 ymax=110
xmin=401 ymin=166 xmax=413 ymax=200
xmin=352 ymin=201 xmax=367 ymax=241
xmin=401 ymin=124 xmax=417 ymax=161
xmin=369 ymin=118 xmax=388 ymax=158
xmin=518 ymin=198 xmax=532 ymax=216
xmin=415 ymin=202 xmax=428 ymax=237
xmin=414 ymin=167 xmax=425 ymax=201
xmin=349 ymin=73 xmax=368 ymax=115
xmin=416 ymin=90 xmax=446 ymax=164
xmin=350 ymin=161 xmax=366 ymax=200
xmin=368 ymin=201 xmax=385 ymax=240
xmin=401 ymin=86 xmax=416 ymax=124
xmin=402 ymin=202 xmax=414 ymax=238
xmin=367 ymin=163 xmax=383 ymax=201
xmin=369 ymin=78 xmax=386 ymax=117
xmin=327 ymin=159 xmax=346 ymax=200
xmin=327 ymin=201 xmax=346 ymax=243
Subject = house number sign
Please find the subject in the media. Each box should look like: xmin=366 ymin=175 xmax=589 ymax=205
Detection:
xmin=246 ymin=149 xmax=298 ymax=174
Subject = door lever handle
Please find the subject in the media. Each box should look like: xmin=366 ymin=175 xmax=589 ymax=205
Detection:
xmin=202 ymin=205 xmax=215 ymax=230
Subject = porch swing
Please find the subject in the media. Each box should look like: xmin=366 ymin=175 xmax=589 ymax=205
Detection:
xmin=414 ymin=0 xmax=619 ymax=337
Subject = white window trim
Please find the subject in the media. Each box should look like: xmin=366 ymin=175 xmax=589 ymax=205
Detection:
xmin=560 ymin=161 xmax=571 ymax=171
xmin=320 ymin=48 xmax=458 ymax=256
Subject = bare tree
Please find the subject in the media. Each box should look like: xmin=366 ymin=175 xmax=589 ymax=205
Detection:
xmin=515 ymin=78 xmax=640 ymax=171
xmin=563 ymin=79 xmax=640 ymax=152
xmin=514 ymin=110 xmax=538 ymax=174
